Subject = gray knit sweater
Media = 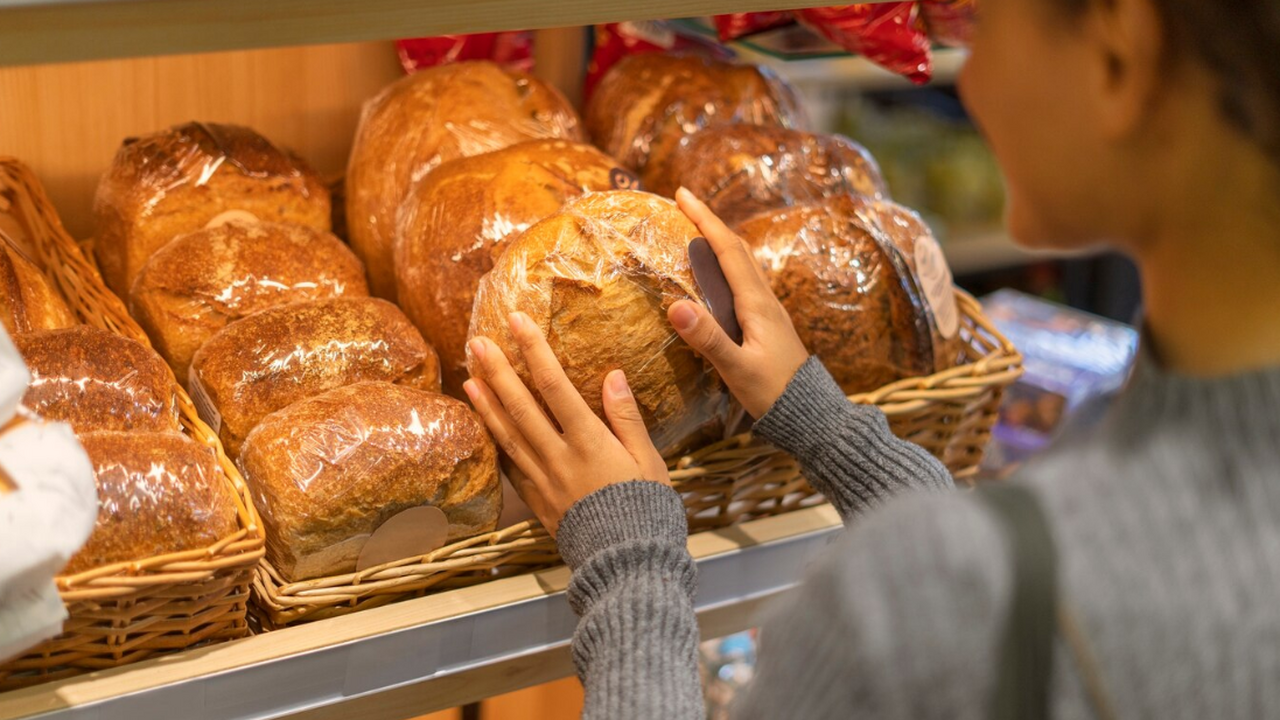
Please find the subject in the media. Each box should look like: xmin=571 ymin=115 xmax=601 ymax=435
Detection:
xmin=555 ymin=352 xmax=1280 ymax=719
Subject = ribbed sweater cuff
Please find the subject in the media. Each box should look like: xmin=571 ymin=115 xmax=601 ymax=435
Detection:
xmin=755 ymin=355 xmax=883 ymax=456
xmin=556 ymin=480 xmax=689 ymax=570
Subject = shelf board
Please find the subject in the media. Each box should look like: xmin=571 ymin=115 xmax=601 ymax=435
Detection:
xmin=0 ymin=0 xmax=897 ymax=68
xmin=0 ymin=504 xmax=842 ymax=720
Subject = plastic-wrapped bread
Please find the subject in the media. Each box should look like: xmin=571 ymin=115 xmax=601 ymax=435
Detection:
xmin=736 ymin=194 xmax=960 ymax=394
xmin=469 ymin=190 xmax=729 ymax=455
xmin=347 ymin=61 xmax=584 ymax=301
xmin=129 ymin=219 xmax=370 ymax=386
xmin=14 ymin=326 xmax=181 ymax=434
xmin=93 ymin=122 xmax=331 ymax=297
xmin=658 ymin=125 xmax=888 ymax=225
xmin=395 ymin=139 xmax=624 ymax=396
xmin=62 ymin=431 xmax=239 ymax=576
xmin=584 ymin=54 xmax=806 ymax=192
xmin=0 ymin=234 xmax=75 ymax=336
xmin=239 ymin=381 xmax=501 ymax=581
xmin=188 ymin=297 xmax=441 ymax=458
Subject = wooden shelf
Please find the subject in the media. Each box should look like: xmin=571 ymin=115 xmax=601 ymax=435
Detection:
xmin=0 ymin=504 xmax=842 ymax=720
xmin=0 ymin=0 xmax=898 ymax=67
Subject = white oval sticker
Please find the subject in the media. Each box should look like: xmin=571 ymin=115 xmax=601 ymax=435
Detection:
xmin=914 ymin=233 xmax=959 ymax=339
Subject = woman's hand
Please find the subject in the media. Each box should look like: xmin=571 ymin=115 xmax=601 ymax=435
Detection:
xmin=672 ymin=188 xmax=810 ymax=418
xmin=464 ymin=312 xmax=669 ymax=537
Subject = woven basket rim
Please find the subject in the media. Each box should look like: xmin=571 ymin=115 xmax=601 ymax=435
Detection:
xmin=0 ymin=157 xmax=265 ymax=602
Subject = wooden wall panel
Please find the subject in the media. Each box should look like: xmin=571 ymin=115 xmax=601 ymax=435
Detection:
xmin=0 ymin=41 xmax=403 ymax=238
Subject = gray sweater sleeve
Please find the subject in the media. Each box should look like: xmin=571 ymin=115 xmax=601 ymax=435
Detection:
xmin=753 ymin=356 xmax=954 ymax=522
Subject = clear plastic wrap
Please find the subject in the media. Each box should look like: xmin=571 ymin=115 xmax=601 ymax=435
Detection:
xmin=0 ymin=232 xmax=76 ymax=335
xmin=129 ymin=219 xmax=370 ymax=386
xmin=238 ymin=381 xmax=501 ymax=582
xmin=656 ymin=125 xmax=889 ymax=225
xmin=736 ymin=194 xmax=960 ymax=395
xmin=346 ymin=61 xmax=585 ymax=301
xmin=396 ymin=33 xmax=535 ymax=74
xmin=62 ymin=431 xmax=239 ymax=576
xmin=584 ymin=53 xmax=808 ymax=193
xmin=14 ymin=325 xmax=182 ymax=434
xmin=92 ymin=122 xmax=331 ymax=298
xmin=468 ymin=190 xmax=731 ymax=456
xmin=394 ymin=139 xmax=625 ymax=396
xmin=797 ymin=4 xmax=933 ymax=85
xmin=188 ymin=296 xmax=441 ymax=458
xmin=584 ymin=21 xmax=733 ymax=98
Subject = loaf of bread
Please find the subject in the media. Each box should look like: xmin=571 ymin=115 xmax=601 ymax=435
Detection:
xmin=584 ymin=54 xmax=806 ymax=191
xmin=129 ymin=219 xmax=370 ymax=386
xmin=736 ymin=195 xmax=958 ymax=394
xmin=62 ymin=431 xmax=239 ymax=576
xmin=657 ymin=125 xmax=888 ymax=225
xmin=0 ymin=233 xmax=75 ymax=335
xmin=189 ymin=297 xmax=441 ymax=458
xmin=395 ymin=139 xmax=623 ymax=396
xmin=347 ymin=61 xmax=584 ymax=301
xmin=469 ymin=190 xmax=729 ymax=455
xmin=14 ymin=325 xmax=181 ymax=433
xmin=93 ymin=122 xmax=331 ymax=297
xmin=239 ymin=381 xmax=500 ymax=581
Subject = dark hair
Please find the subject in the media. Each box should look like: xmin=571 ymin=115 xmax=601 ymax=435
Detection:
xmin=1052 ymin=0 xmax=1280 ymax=167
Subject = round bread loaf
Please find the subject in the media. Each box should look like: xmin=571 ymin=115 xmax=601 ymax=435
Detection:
xmin=468 ymin=190 xmax=729 ymax=455
xmin=658 ymin=125 xmax=888 ymax=225
xmin=130 ymin=219 xmax=370 ymax=386
xmin=63 ymin=431 xmax=239 ymax=576
xmin=15 ymin=325 xmax=181 ymax=434
xmin=93 ymin=122 xmax=331 ymax=297
xmin=189 ymin=297 xmax=441 ymax=458
xmin=736 ymin=195 xmax=957 ymax=395
xmin=347 ymin=61 xmax=584 ymax=301
xmin=0 ymin=234 xmax=75 ymax=335
xmin=584 ymin=54 xmax=806 ymax=192
xmin=395 ymin=139 xmax=623 ymax=396
xmin=239 ymin=381 xmax=501 ymax=582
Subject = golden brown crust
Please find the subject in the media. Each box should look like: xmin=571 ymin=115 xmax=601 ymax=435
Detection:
xmin=129 ymin=220 xmax=370 ymax=386
xmin=189 ymin=297 xmax=441 ymax=458
xmin=238 ymin=381 xmax=500 ymax=582
xmin=737 ymin=195 xmax=952 ymax=395
xmin=469 ymin=190 xmax=729 ymax=455
xmin=395 ymin=139 xmax=622 ymax=396
xmin=347 ymin=61 xmax=584 ymax=301
xmin=584 ymin=54 xmax=807 ymax=191
xmin=0 ymin=234 xmax=76 ymax=335
xmin=63 ymin=431 xmax=239 ymax=576
xmin=93 ymin=122 xmax=331 ymax=297
xmin=14 ymin=325 xmax=181 ymax=434
xmin=657 ymin=125 xmax=888 ymax=224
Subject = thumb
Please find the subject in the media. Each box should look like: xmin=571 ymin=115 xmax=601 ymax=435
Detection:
xmin=602 ymin=370 xmax=665 ymax=480
xmin=669 ymin=300 xmax=739 ymax=371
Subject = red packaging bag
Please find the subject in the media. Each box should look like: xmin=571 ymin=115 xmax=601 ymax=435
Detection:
xmin=798 ymin=4 xmax=933 ymax=84
xmin=921 ymin=0 xmax=978 ymax=48
xmin=712 ymin=12 xmax=796 ymax=41
xmin=396 ymin=32 xmax=534 ymax=74
xmin=585 ymin=21 xmax=731 ymax=99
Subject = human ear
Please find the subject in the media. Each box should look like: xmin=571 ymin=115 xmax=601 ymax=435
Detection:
xmin=1083 ymin=0 xmax=1166 ymax=140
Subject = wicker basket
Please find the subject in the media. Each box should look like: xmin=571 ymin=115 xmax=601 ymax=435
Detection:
xmin=0 ymin=158 xmax=266 ymax=690
xmin=252 ymin=290 xmax=1021 ymax=628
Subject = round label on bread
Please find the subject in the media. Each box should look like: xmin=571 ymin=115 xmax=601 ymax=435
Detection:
xmin=355 ymin=505 xmax=450 ymax=571
xmin=914 ymin=233 xmax=959 ymax=339
xmin=609 ymin=167 xmax=642 ymax=191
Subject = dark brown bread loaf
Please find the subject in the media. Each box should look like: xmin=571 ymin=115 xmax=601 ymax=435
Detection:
xmin=395 ymin=139 xmax=621 ymax=396
xmin=63 ymin=431 xmax=239 ymax=576
xmin=239 ymin=381 xmax=501 ymax=581
xmin=584 ymin=54 xmax=806 ymax=192
xmin=93 ymin=122 xmax=331 ymax=297
xmin=347 ymin=61 xmax=584 ymax=301
xmin=14 ymin=325 xmax=181 ymax=434
xmin=129 ymin=219 xmax=370 ymax=386
xmin=657 ymin=125 xmax=888 ymax=225
xmin=468 ymin=190 xmax=729 ymax=455
xmin=188 ymin=297 xmax=441 ymax=458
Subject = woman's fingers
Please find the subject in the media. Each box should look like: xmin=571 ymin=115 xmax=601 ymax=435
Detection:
xmin=675 ymin=187 xmax=773 ymax=301
xmin=601 ymin=370 xmax=668 ymax=482
xmin=463 ymin=377 xmax=549 ymax=485
xmin=507 ymin=312 xmax=595 ymax=435
xmin=468 ymin=336 xmax=563 ymax=450
xmin=669 ymin=300 xmax=742 ymax=373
